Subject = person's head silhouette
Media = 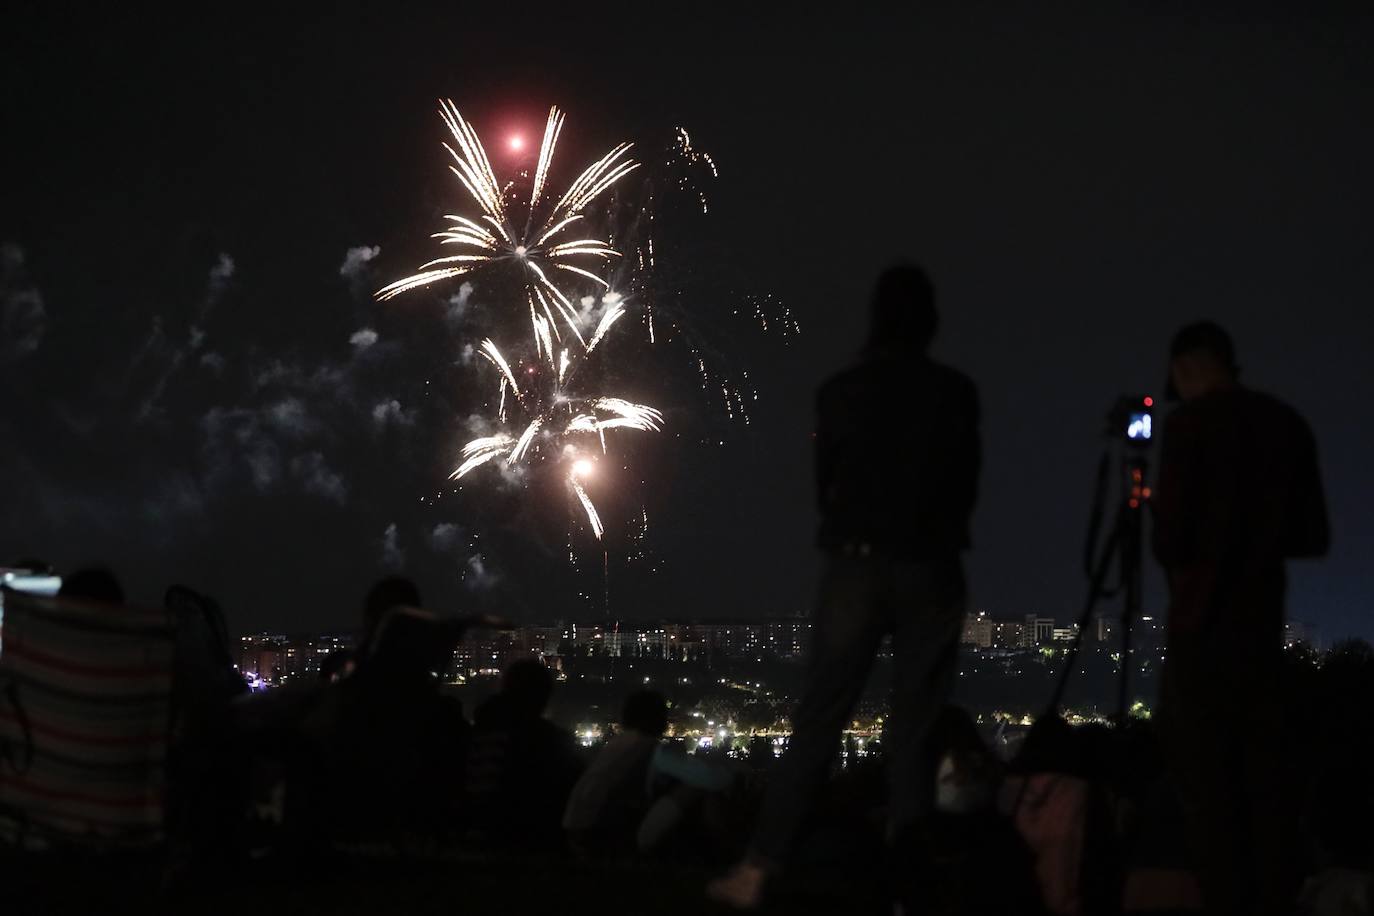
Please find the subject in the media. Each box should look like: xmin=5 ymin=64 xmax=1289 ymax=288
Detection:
xmin=869 ymin=264 xmax=937 ymax=353
xmin=622 ymin=690 xmax=669 ymax=737
xmin=362 ymin=576 xmax=422 ymax=646
xmin=500 ymin=658 xmax=555 ymax=719
xmin=59 ymin=567 xmax=125 ymax=604
xmin=1166 ymin=320 xmax=1239 ymax=401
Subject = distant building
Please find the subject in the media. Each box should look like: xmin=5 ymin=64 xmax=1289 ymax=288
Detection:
xmin=962 ymin=611 xmax=993 ymax=649
xmin=764 ymin=620 xmax=810 ymax=659
xmin=662 ymin=623 xmax=707 ymax=662
xmin=962 ymin=612 xmax=1055 ymax=650
xmin=513 ymin=625 xmax=563 ymax=657
xmin=991 ymin=621 xmax=1028 ymax=649
xmin=707 ymin=623 xmax=764 ymax=659
xmin=1052 ymin=625 xmax=1079 ymax=643
xmin=1094 ymin=615 xmax=1114 ymax=643
xmin=452 ymin=631 xmax=511 ymax=676
xmin=239 ymin=632 xmax=352 ymax=684
xmin=1025 ymin=616 xmax=1055 ymax=645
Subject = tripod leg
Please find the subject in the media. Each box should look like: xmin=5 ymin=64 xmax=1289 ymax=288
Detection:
xmin=1117 ymin=489 xmax=1146 ymax=721
xmin=1045 ymin=518 xmax=1122 ymax=717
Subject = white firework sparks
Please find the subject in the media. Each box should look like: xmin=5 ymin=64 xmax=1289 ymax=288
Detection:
xmin=378 ymin=102 xmax=662 ymax=541
xmin=570 ymin=476 xmax=603 ymax=540
xmin=450 ymin=434 xmax=514 ymax=480
xmin=478 ymin=338 xmax=522 ymax=398
xmin=377 ymin=100 xmax=640 ymax=349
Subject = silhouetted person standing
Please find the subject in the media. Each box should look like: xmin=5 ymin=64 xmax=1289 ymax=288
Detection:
xmin=1154 ymin=322 xmax=1328 ymax=916
xmin=709 ymin=264 xmax=979 ymax=908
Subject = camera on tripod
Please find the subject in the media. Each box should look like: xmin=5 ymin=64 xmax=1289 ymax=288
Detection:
xmin=1106 ymin=395 xmax=1155 ymax=447
xmin=1047 ymin=394 xmax=1158 ymax=723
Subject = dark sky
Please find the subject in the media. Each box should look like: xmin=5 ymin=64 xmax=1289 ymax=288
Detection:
xmin=3 ymin=5 xmax=1371 ymax=640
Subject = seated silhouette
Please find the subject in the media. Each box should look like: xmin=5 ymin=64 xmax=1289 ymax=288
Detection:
xmin=464 ymin=659 xmax=581 ymax=851
xmin=301 ymin=605 xmax=470 ymax=846
xmin=564 ymin=690 xmax=735 ymax=857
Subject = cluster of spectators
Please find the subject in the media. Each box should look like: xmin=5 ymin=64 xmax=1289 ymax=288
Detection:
xmin=5 ymin=563 xmax=1373 ymax=915
xmin=111 ymin=573 xmax=741 ymax=874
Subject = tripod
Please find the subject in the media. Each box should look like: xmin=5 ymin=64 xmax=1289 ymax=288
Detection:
xmin=1044 ymin=447 xmax=1150 ymax=723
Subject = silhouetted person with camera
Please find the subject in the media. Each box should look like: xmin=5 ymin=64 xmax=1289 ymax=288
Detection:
xmin=1154 ymin=321 xmax=1329 ymax=916
xmin=709 ymin=264 xmax=980 ymax=908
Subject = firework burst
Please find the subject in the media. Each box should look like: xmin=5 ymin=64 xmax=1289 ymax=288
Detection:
xmin=377 ymin=101 xmax=659 ymax=539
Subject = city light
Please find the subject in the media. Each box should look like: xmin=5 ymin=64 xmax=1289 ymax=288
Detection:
xmin=229 ymin=610 xmax=1181 ymax=758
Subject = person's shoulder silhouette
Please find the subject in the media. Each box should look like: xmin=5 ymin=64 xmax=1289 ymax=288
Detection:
xmin=815 ymin=264 xmax=980 ymax=557
xmin=1156 ymin=321 xmax=1328 ymax=568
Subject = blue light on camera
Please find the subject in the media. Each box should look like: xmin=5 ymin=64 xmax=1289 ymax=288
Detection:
xmin=1127 ymin=413 xmax=1152 ymax=441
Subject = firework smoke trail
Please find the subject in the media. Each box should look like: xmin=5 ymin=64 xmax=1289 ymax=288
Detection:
xmin=379 ymin=101 xmax=662 ymax=540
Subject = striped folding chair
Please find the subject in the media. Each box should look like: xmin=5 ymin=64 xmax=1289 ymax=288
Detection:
xmin=0 ymin=586 xmax=175 ymax=849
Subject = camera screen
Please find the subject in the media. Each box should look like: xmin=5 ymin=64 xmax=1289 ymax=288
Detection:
xmin=1126 ymin=412 xmax=1152 ymax=441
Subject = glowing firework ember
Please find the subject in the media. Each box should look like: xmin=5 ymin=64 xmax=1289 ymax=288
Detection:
xmin=377 ymin=101 xmax=661 ymax=540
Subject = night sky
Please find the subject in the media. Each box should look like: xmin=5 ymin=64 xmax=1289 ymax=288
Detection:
xmin=3 ymin=5 xmax=1371 ymax=640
